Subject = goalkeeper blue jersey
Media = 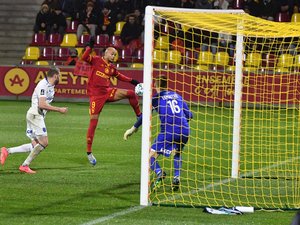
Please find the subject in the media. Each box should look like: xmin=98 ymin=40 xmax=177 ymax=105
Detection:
xmin=152 ymin=90 xmax=192 ymax=135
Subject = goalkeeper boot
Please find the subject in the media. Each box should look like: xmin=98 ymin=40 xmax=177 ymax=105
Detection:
xmin=0 ymin=147 xmax=8 ymax=166
xmin=87 ymin=153 xmax=97 ymax=166
xmin=171 ymin=176 xmax=180 ymax=192
xmin=151 ymin=171 xmax=166 ymax=192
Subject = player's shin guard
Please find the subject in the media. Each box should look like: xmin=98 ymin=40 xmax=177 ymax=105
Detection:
xmin=173 ymin=153 xmax=182 ymax=178
xmin=126 ymin=89 xmax=141 ymax=116
xmin=150 ymin=156 xmax=162 ymax=175
xmin=87 ymin=119 xmax=99 ymax=153
xmin=22 ymin=143 xmax=45 ymax=166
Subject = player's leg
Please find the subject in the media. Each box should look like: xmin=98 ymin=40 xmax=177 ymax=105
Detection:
xmin=149 ymin=150 xmax=166 ymax=191
xmin=110 ymin=88 xmax=141 ymax=117
xmin=172 ymin=150 xmax=181 ymax=191
xmin=1 ymin=143 xmax=34 ymax=166
xmin=86 ymin=96 xmax=106 ymax=165
xmin=171 ymin=135 xmax=189 ymax=191
xmin=19 ymin=113 xmax=47 ymax=174
xmin=20 ymin=136 xmax=47 ymax=174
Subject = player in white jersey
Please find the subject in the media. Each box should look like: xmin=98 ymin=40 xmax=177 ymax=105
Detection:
xmin=0 ymin=66 xmax=68 ymax=174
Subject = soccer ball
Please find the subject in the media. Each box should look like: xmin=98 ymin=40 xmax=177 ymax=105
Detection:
xmin=135 ymin=83 xmax=144 ymax=97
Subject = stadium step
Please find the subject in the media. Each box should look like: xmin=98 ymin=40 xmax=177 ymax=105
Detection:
xmin=0 ymin=0 xmax=39 ymax=65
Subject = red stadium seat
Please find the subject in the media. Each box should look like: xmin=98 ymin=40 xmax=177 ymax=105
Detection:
xmin=77 ymin=34 xmax=90 ymax=47
xmin=66 ymin=20 xmax=78 ymax=33
xmin=275 ymin=12 xmax=290 ymax=22
xmin=132 ymin=48 xmax=144 ymax=63
xmin=38 ymin=47 xmax=56 ymax=61
xmin=118 ymin=48 xmax=133 ymax=63
xmin=95 ymin=34 xmax=110 ymax=48
xmin=110 ymin=35 xmax=124 ymax=49
xmin=47 ymin=33 xmax=62 ymax=46
xmin=54 ymin=47 xmax=70 ymax=61
xmin=30 ymin=33 xmax=46 ymax=46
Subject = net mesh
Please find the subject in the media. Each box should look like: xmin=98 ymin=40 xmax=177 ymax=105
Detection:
xmin=147 ymin=8 xmax=300 ymax=209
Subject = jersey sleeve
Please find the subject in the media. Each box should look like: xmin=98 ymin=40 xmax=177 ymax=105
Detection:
xmin=115 ymin=70 xmax=132 ymax=82
xmin=183 ymin=100 xmax=193 ymax=121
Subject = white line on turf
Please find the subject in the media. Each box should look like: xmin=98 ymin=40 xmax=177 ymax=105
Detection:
xmin=80 ymin=156 xmax=299 ymax=224
xmin=80 ymin=206 xmax=145 ymax=225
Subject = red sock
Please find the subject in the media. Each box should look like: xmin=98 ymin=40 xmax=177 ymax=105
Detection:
xmin=87 ymin=119 xmax=99 ymax=153
xmin=127 ymin=89 xmax=141 ymax=116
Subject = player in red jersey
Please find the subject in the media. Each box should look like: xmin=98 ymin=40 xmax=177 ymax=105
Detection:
xmin=81 ymin=40 xmax=141 ymax=165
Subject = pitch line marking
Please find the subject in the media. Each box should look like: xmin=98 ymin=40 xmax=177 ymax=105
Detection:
xmin=80 ymin=156 xmax=299 ymax=224
xmin=80 ymin=206 xmax=145 ymax=225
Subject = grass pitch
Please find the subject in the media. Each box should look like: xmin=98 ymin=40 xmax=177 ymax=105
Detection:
xmin=0 ymin=100 xmax=296 ymax=225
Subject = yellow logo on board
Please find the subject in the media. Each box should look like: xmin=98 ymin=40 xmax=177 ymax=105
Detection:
xmin=4 ymin=68 xmax=30 ymax=94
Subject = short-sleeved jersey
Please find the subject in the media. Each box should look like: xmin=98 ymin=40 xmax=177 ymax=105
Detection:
xmin=27 ymin=78 xmax=55 ymax=116
xmin=82 ymin=47 xmax=132 ymax=96
xmin=152 ymin=90 xmax=193 ymax=135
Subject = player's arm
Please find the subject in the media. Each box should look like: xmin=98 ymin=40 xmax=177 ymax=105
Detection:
xmin=38 ymin=97 xmax=68 ymax=114
xmin=123 ymin=115 xmax=142 ymax=140
xmin=81 ymin=46 xmax=93 ymax=63
xmin=115 ymin=71 xmax=140 ymax=86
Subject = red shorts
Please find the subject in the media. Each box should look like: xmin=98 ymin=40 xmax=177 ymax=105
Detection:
xmin=89 ymin=88 xmax=117 ymax=115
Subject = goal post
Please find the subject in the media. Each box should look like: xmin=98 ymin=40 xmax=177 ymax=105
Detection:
xmin=140 ymin=6 xmax=300 ymax=209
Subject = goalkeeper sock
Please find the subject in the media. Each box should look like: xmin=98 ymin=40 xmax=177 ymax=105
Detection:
xmin=126 ymin=89 xmax=141 ymax=116
xmin=150 ymin=156 xmax=162 ymax=175
xmin=87 ymin=119 xmax=98 ymax=153
xmin=173 ymin=153 xmax=182 ymax=178
xmin=22 ymin=143 xmax=45 ymax=166
xmin=8 ymin=143 xmax=33 ymax=154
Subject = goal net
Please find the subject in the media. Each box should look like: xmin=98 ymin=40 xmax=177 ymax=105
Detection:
xmin=140 ymin=6 xmax=300 ymax=210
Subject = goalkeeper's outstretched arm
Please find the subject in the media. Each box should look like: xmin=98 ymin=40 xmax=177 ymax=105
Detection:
xmin=123 ymin=114 xmax=143 ymax=140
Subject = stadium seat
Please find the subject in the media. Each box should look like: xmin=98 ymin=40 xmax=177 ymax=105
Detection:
xmin=35 ymin=60 xmax=49 ymax=66
xmin=77 ymin=34 xmax=90 ymax=47
xmin=55 ymin=47 xmax=70 ymax=61
xmin=275 ymin=12 xmax=290 ymax=22
xmin=155 ymin=35 xmax=169 ymax=50
xmin=38 ymin=47 xmax=56 ymax=61
xmin=110 ymin=35 xmax=124 ymax=49
xmin=47 ymin=33 xmax=62 ymax=46
xmin=291 ymin=13 xmax=300 ymax=22
xmin=184 ymin=50 xmax=196 ymax=65
xmin=262 ymin=53 xmax=276 ymax=69
xmin=197 ymin=51 xmax=214 ymax=65
xmin=132 ymin=48 xmax=144 ymax=63
xmin=23 ymin=46 xmax=40 ymax=60
xmin=245 ymin=52 xmax=262 ymax=67
xmin=130 ymin=63 xmax=143 ymax=68
xmin=66 ymin=20 xmax=78 ymax=33
xmin=166 ymin=50 xmax=182 ymax=65
xmin=30 ymin=33 xmax=46 ymax=46
xmin=233 ymin=0 xmax=244 ymax=9
xmin=171 ymin=38 xmax=185 ymax=54
xmin=276 ymin=53 xmax=294 ymax=68
xmin=60 ymin=33 xmax=78 ymax=47
xmin=293 ymin=54 xmax=300 ymax=69
xmin=114 ymin=21 xmax=126 ymax=36
xmin=214 ymin=52 xmax=229 ymax=66
xmin=118 ymin=48 xmax=133 ymax=63
xmin=153 ymin=49 xmax=167 ymax=63
xmin=95 ymin=34 xmax=109 ymax=48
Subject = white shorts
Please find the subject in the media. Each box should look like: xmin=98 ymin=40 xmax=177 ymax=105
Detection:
xmin=26 ymin=111 xmax=47 ymax=140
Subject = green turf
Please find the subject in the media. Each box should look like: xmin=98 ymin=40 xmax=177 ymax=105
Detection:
xmin=0 ymin=100 xmax=297 ymax=225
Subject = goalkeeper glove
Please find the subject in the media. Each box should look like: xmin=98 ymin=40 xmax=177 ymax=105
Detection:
xmin=130 ymin=79 xmax=139 ymax=86
xmin=123 ymin=126 xmax=138 ymax=140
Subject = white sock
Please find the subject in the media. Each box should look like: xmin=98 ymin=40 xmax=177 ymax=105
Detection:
xmin=8 ymin=143 xmax=33 ymax=154
xmin=22 ymin=144 xmax=45 ymax=166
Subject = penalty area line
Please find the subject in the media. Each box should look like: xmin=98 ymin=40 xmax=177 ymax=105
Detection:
xmin=80 ymin=205 xmax=145 ymax=225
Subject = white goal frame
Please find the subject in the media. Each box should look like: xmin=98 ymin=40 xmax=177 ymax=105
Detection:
xmin=140 ymin=6 xmax=245 ymax=206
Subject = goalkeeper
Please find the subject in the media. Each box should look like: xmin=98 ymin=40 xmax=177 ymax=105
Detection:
xmin=123 ymin=75 xmax=193 ymax=191
xmin=82 ymin=37 xmax=142 ymax=166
